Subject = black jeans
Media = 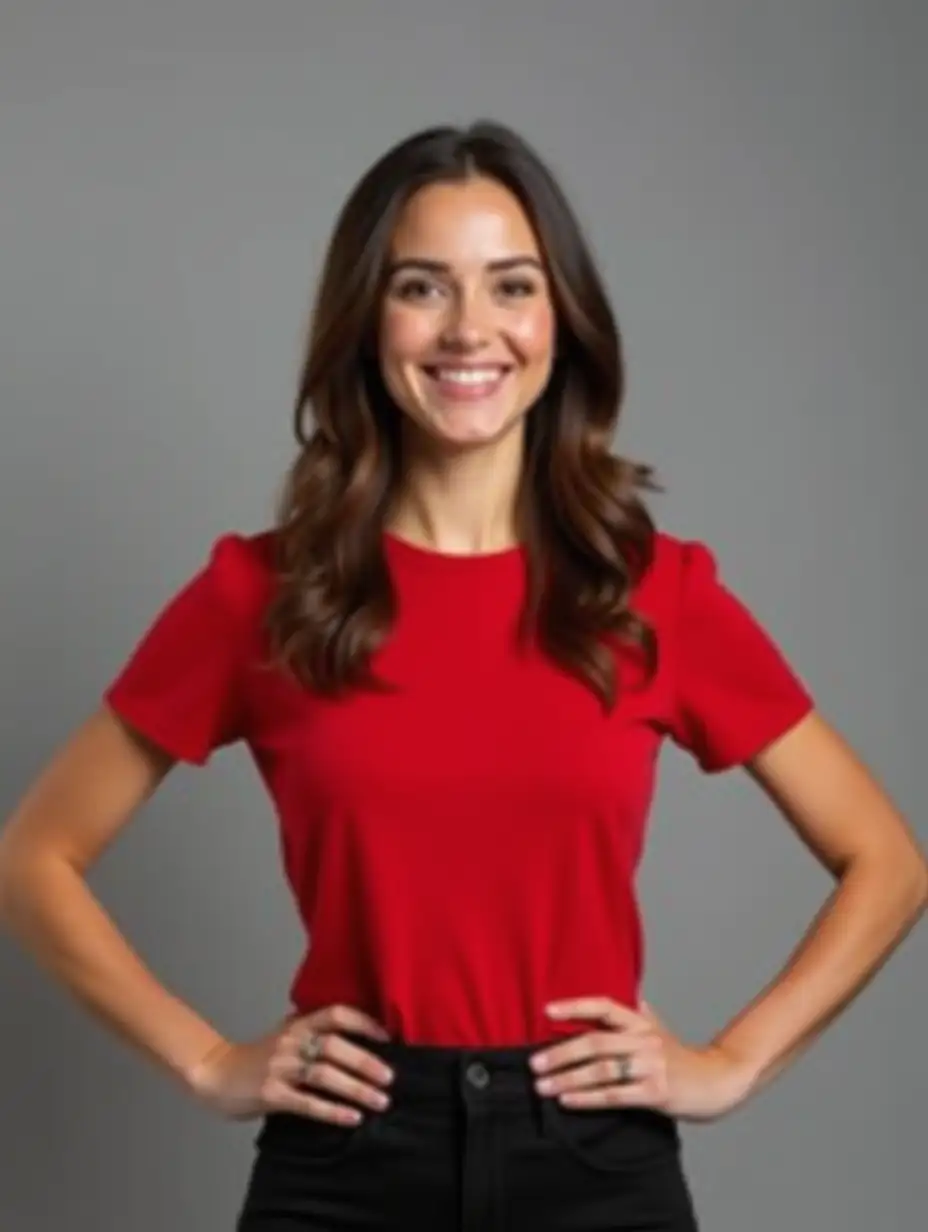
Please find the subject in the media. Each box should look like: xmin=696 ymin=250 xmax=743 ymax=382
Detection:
xmin=236 ymin=1031 xmax=700 ymax=1230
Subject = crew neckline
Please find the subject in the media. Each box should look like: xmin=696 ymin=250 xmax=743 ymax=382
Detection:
xmin=383 ymin=529 xmax=525 ymax=565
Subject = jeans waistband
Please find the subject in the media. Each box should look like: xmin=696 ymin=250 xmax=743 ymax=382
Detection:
xmin=342 ymin=1031 xmax=557 ymax=1107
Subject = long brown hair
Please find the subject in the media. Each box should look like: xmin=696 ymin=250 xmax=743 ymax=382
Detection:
xmin=265 ymin=120 xmax=661 ymax=710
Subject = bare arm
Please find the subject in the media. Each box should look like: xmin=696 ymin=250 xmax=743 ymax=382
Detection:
xmin=0 ymin=706 xmax=229 ymax=1093
xmin=708 ymin=711 xmax=928 ymax=1093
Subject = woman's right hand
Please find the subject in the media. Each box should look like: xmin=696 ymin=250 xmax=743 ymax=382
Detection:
xmin=185 ymin=1004 xmax=396 ymax=1124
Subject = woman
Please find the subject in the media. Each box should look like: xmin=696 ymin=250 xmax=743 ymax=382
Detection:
xmin=1 ymin=121 xmax=925 ymax=1231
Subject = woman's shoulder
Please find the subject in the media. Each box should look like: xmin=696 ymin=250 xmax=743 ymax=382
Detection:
xmin=198 ymin=527 xmax=280 ymax=620
xmin=635 ymin=527 xmax=711 ymax=601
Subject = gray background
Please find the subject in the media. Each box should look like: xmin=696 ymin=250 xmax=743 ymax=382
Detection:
xmin=1 ymin=2 xmax=925 ymax=1228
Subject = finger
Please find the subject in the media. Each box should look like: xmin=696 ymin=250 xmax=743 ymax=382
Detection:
xmin=535 ymin=1045 xmax=654 ymax=1097
xmin=545 ymin=997 xmax=642 ymax=1029
xmin=291 ymin=1057 xmax=392 ymax=1114
xmin=323 ymin=1031 xmax=396 ymax=1088
xmin=558 ymin=1080 xmax=655 ymax=1110
xmin=531 ymin=1030 xmax=616 ymax=1077
xmin=284 ymin=1027 xmax=395 ymax=1090
xmin=308 ymin=1004 xmax=392 ymax=1042
xmin=265 ymin=1078 xmax=367 ymax=1126
xmin=531 ymin=1023 xmax=652 ymax=1077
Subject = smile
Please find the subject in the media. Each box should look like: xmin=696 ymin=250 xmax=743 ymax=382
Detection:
xmin=422 ymin=365 xmax=513 ymax=400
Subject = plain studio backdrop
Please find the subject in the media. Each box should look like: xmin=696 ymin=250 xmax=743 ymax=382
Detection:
xmin=1 ymin=3 xmax=925 ymax=1229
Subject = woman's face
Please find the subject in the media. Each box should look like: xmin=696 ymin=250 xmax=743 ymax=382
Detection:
xmin=378 ymin=176 xmax=557 ymax=451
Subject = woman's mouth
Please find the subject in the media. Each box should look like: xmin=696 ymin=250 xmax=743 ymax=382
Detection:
xmin=421 ymin=365 xmax=513 ymax=402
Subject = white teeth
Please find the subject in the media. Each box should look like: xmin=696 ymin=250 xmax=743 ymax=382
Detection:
xmin=434 ymin=368 xmax=504 ymax=385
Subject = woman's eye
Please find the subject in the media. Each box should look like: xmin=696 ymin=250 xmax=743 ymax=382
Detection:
xmin=393 ymin=279 xmax=439 ymax=301
xmin=391 ymin=276 xmax=538 ymax=303
xmin=498 ymin=279 xmax=537 ymax=298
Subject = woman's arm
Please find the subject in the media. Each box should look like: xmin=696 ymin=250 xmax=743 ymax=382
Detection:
xmin=0 ymin=706 xmax=229 ymax=1091
xmin=707 ymin=711 xmax=928 ymax=1094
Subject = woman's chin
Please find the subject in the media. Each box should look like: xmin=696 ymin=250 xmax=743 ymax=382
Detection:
xmin=421 ymin=403 xmax=524 ymax=449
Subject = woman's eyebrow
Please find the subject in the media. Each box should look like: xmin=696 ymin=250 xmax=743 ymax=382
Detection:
xmin=386 ymin=256 xmax=544 ymax=276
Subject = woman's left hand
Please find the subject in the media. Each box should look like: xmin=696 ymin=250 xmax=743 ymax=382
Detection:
xmin=529 ymin=997 xmax=756 ymax=1124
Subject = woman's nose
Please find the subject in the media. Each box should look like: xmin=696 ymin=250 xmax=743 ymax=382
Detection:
xmin=439 ymin=294 xmax=491 ymax=349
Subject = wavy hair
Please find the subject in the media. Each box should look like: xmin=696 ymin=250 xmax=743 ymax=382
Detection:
xmin=264 ymin=120 xmax=662 ymax=710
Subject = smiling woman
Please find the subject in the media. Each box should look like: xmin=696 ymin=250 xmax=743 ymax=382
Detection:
xmin=269 ymin=122 xmax=655 ymax=704
xmin=0 ymin=119 xmax=925 ymax=1232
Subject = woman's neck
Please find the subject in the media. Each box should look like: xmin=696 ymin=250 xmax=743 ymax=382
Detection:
xmin=387 ymin=423 xmax=526 ymax=555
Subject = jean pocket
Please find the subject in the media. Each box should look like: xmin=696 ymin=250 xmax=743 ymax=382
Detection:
xmin=540 ymin=1099 xmax=681 ymax=1176
xmin=252 ymin=1107 xmax=383 ymax=1168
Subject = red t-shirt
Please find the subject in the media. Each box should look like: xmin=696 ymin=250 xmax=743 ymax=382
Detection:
xmin=103 ymin=528 xmax=813 ymax=1047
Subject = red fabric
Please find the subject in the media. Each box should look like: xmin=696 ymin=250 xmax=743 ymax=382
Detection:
xmin=103 ymin=528 xmax=813 ymax=1047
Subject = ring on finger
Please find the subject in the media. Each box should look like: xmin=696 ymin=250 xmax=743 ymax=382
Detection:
xmin=615 ymin=1053 xmax=635 ymax=1085
xmin=298 ymin=1029 xmax=325 ymax=1079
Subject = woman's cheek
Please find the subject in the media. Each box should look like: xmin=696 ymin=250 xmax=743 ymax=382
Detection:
xmin=509 ymin=304 xmax=556 ymax=359
xmin=380 ymin=307 xmax=436 ymax=360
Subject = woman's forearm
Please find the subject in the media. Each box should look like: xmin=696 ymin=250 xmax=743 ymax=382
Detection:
xmin=709 ymin=854 xmax=928 ymax=1096
xmin=0 ymin=852 xmax=228 ymax=1091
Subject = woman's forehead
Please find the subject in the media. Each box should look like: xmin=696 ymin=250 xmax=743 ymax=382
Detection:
xmin=389 ymin=178 xmax=541 ymax=263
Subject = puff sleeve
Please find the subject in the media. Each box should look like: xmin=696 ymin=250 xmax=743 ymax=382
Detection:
xmin=667 ymin=540 xmax=814 ymax=772
xmin=102 ymin=535 xmax=257 ymax=766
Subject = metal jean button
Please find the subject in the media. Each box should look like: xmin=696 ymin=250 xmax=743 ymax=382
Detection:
xmin=465 ymin=1062 xmax=490 ymax=1089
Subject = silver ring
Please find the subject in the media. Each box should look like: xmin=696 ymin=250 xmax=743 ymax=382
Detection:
xmin=616 ymin=1054 xmax=634 ymax=1085
xmin=298 ymin=1029 xmax=324 ymax=1070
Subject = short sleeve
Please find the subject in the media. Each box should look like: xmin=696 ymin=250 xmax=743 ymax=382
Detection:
xmin=667 ymin=540 xmax=814 ymax=773
xmin=102 ymin=535 xmax=257 ymax=766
